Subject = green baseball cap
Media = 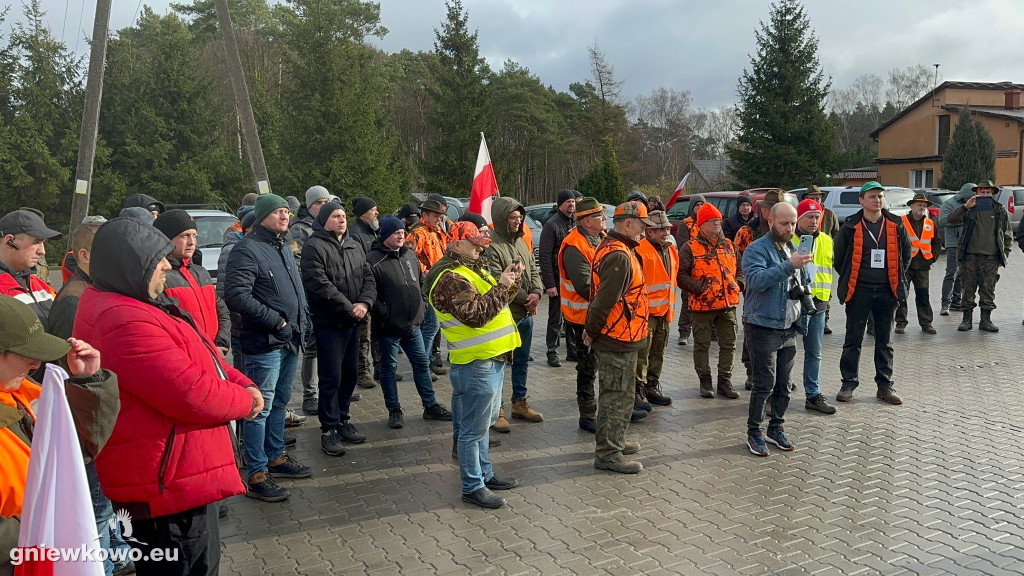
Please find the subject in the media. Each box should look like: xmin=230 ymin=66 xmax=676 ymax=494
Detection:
xmin=860 ymin=181 xmax=885 ymax=196
xmin=0 ymin=295 xmax=70 ymax=362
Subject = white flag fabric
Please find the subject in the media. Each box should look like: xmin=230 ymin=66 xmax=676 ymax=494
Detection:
xmin=469 ymin=132 xmax=500 ymax=225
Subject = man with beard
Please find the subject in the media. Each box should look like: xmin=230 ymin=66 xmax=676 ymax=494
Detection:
xmin=741 ymin=202 xmax=812 ymax=456
xmin=895 ymin=193 xmax=938 ymax=335
xmin=350 ymin=196 xmax=382 ymax=389
xmin=539 ymin=190 xmax=577 ymax=367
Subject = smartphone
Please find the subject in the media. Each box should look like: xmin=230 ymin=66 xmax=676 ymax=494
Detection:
xmin=798 ymin=235 xmax=814 ymax=256
xmin=975 ymin=196 xmax=994 ymax=211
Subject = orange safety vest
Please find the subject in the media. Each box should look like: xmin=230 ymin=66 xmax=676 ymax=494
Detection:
xmin=557 ymin=228 xmax=598 ymax=325
xmin=521 ymin=224 xmax=533 ymax=253
xmin=590 ymin=238 xmax=649 ymax=343
xmin=636 ymin=238 xmax=679 ymax=321
xmin=0 ymin=379 xmax=39 ymax=519
xmin=901 ymin=214 xmax=935 ymax=261
xmin=407 ymin=223 xmax=448 ymax=273
xmin=683 ymin=216 xmax=699 ymax=240
xmin=686 ymin=233 xmax=741 ymax=312
xmin=844 ymin=216 xmax=901 ymax=302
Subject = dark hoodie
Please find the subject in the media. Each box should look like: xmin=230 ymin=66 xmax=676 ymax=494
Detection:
xmin=366 ymin=239 xmax=425 ymax=337
xmin=91 ymin=219 xmax=174 ymax=304
xmin=484 ymin=197 xmax=543 ymax=320
xmin=123 ymin=193 xmax=165 ymax=214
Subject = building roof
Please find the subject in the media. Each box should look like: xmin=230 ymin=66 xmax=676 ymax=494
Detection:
xmin=834 ymin=166 xmax=878 ymax=178
xmin=940 ymin=104 xmax=1024 ymax=123
xmin=692 ymin=158 xmax=732 ymax=183
xmin=869 ymin=81 xmax=1024 ymax=139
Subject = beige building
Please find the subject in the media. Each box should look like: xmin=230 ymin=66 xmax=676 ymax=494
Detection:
xmin=870 ymin=81 xmax=1024 ymax=188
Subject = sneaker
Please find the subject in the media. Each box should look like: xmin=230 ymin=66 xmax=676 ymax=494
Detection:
xmin=462 ymin=486 xmax=505 ymax=509
xmin=629 ymin=408 xmax=648 ymax=422
xmin=302 ymin=397 xmax=318 ymax=416
xmin=484 ymin=475 xmax=519 ymax=490
xmin=594 ymin=455 xmax=643 ymax=474
xmin=805 ymin=394 xmax=837 ymax=414
xmin=546 ymin=353 xmax=562 ymax=368
xmin=423 ymin=402 xmax=453 ymax=421
xmin=320 ymin=430 xmax=346 ymax=456
xmin=338 ymin=422 xmax=366 ymax=443
xmin=940 ymin=305 xmax=950 ymax=316
xmin=285 ymin=410 xmax=308 ymax=428
xmin=267 ymin=453 xmax=311 ymax=478
xmin=677 ymin=335 xmax=688 ymax=346
xmin=836 ymin=385 xmax=855 ymax=403
xmin=388 ymin=409 xmax=404 ymax=429
xmin=746 ymin=430 xmax=769 ymax=457
xmin=284 ymin=434 xmax=296 ymax=447
xmin=876 ymin=387 xmax=903 ymax=405
xmin=246 ymin=470 xmax=289 ymax=502
xmin=765 ymin=427 xmax=794 ymax=451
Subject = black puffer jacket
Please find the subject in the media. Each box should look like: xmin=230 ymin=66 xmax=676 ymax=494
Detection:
xmin=366 ymin=240 xmax=424 ymax=337
xmin=349 ymin=218 xmax=379 ymax=258
xmin=224 ymin=224 xmax=308 ymax=355
xmin=538 ymin=209 xmax=573 ymax=290
xmin=300 ymin=226 xmax=376 ymax=328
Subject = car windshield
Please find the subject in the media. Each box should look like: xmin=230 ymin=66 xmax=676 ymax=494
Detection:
xmin=194 ymin=216 xmax=236 ymax=248
xmin=931 ymin=193 xmax=955 ymax=205
xmin=884 ymin=188 xmax=915 ymax=207
xmin=666 ymin=200 xmax=690 ymax=221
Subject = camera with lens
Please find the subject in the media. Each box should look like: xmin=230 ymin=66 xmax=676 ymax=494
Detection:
xmin=788 ymin=277 xmax=821 ymax=315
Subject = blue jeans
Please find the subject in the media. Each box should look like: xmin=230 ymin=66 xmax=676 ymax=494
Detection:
xmin=243 ymin=347 xmax=299 ymax=474
xmin=86 ymin=462 xmax=130 ymax=575
xmin=510 ymin=315 xmax=533 ymax=401
xmin=378 ymin=331 xmax=437 ymax=412
xmin=420 ymin=305 xmax=440 ymax=360
xmin=800 ymin=311 xmax=825 ymax=398
xmin=450 ymin=359 xmax=504 ymax=494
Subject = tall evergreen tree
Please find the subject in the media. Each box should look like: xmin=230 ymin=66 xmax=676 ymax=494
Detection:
xmin=728 ymin=0 xmax=836 ymax=188
xmin=579 ymin=136 xmax=625 ymax=205
xmin=938 ymin=107 xmax=996 ymax=191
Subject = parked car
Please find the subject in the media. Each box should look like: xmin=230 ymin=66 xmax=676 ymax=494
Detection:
xmin=185 ymin=209 xmax=237 ymax=282
xmin=525 ymin=202 xmax=615 ymax=231
xmin=667 ymin=189 xmax=796 ymax=237
xmin=917 ymin=189 xmax=956 ymax=253
xmin=808 ymin=186 xmax=912 ymax=225
xmin=996 ymin=186 xmax=1021 ymax=225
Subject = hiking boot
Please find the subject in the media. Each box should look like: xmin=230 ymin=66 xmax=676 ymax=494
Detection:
xmin=805 ymin=394 xmax=836 ymax=414
xmin=630 ymin=408 xmax=648 ymax=422
xmin=765 ymin=427 xmax=794 ymax=451
xmin=876 ymin=387 xmax=903 ymax=405
xmin=285 ymin=409 xmax=307 ymax=428
xmin=922 ymin=324 xmax=937 ymax=334
xmin=958 ymin=310 xmax=973 ymax=331
xmin=462 ymin=487 xmax=505 ymax=509
xmin=302 ymin=396 xmax=318 ymax=415
xmin=746 ymin=430 xmax=769 ymax=457
xmin=634 ymin=381 xmax=652 ymax=412
xmin=622 ymin=441 xmax=641 ymax=455
xmin=546 ymin=352 xmax=562 ymax=367
xmin=357 ymin=373 xmax=376 ymax=389
xmin=284 ymin=434 xmax=296 ymax=447
xmin=246 ymin=470 xmax=289 ymax=502
xmin=836 ymin=385 xmax=855 ymax=403
xmin=511 ymin=397 xmax=544 ymax=421
xmin=644 ymin=379 xmax=672 ymax=406
xmin=484 ymin=475 xmax=519 ymax=490
xmin=491 ymin=407 xmax=511 ymax=433
xmin=979 ymin=309 xmax=999 ymax=332
xmin=717 ymin=376 xmax=739 ymax=399
xmin=267 ymin=453 xmax=311 ymax=479
xmin=940 ymin=305 xmax=950 ymax=316
xmin=338 ymin=422 xmax=366 ymax=443
xmin=320 ymin=429 xmax=346 ymax=456
xmin=579 ymin=418 xmax=596 ymax=433
xmin=594 ymin=455 xmax=643 ymax=474
xmin=894 ymin=324 xmax=906 ymax=334
xmin=430 ymin=355 xmax=448 ymax=375
xmin=423 ymin=402 xmax=453 ymax=421
xmin=744 ymin=377 xmax=753 ymax=390
xmin=699 ymin=374 xmax=714 ymax=398
xmin=388 ymin=409 xmax=404 ymax=429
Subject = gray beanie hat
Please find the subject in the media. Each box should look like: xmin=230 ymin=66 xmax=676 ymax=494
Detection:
xmin=305 ymin=185 xmax=331 ymax=209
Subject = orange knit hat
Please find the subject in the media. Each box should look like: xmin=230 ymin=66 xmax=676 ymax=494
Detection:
xmin=695 ymin=202 xmax=723 ymax=228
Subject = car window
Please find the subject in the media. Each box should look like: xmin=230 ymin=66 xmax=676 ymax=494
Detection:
xmin=839 ymin=192 xmax=860 ymax=205
xmin=666 ymin=200 xmax=690 ymax=221
xmin=193 ymin=216 xmax=236 ymax=248
xmin=528 ymin=207 xmax=552 ymax=225
xmin=883 ymin=188 xmax=915 ymax=208
xmin=709 ymin=198 xmax=738 ymax=219
xmin=931 ymin=193 xmax=955 ymax=206
xmin=1013 ymin=190 xmax=1024 ymax=205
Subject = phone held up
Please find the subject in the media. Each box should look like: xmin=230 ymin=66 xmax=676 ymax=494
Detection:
xmin=798 ymin=235 xmax=814 ymax=256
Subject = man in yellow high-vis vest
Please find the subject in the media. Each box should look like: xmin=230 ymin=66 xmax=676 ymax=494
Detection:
xmin=425 ymin=221 xmax=523 ymax=510
xmin=793 ymin=199 xmax=837 ymax=415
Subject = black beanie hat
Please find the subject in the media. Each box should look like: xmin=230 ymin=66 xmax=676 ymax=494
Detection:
xmin=556 ymin=189 xmax=576 ymax=207
xmin=737 ymin=195 xmax=753 ymax=208
xmin=457 ymin=211 xmax=488 ymax=228
xmin=353 ymin=196 xmax=377 ymax=217
xmin=317 ymin=201 xmax=343 ymax=228
xmin=153 ymin=209 xmax=196 ymax=240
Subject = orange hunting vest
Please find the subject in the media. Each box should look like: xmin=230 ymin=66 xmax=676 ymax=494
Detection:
xmin=844 ymin=217 xmax=901 ymax=302
xmin=590 ymin=238 xmax=649 ymax=343
xmin=557 ymin=229 xmax=598 ymax=325
xmin=636 ymin=238 xmax=679 ymax=321
xmin=686 ymin=234 xmax=742 ymax=312
xmin=0 ymin=379 xmax=39 ymax=519
xmin=901 ymin=214 xmax=934 ymax=261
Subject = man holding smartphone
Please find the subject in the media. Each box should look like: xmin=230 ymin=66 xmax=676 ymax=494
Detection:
xmin=946 ymin=180 xmax=1012 ymax=332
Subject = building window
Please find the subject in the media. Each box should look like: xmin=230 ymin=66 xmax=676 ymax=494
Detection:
xmin=910 ymin=169 xmax=934 ymax=188
xmin=937 ymin=115 xmax=951 ymax=155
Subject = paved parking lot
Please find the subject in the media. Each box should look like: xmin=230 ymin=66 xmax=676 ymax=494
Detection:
xmin=220 ymin=255 xmax=1024 ymax=575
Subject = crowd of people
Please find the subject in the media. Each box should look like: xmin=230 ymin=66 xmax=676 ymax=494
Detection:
xmin=0 ymin=176 xmax=1015 ymax=574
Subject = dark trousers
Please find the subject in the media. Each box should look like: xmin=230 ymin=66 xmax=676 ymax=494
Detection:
xmin=744 ymin=323 xmax=797 ymax=433
xmin=565 ymin=322 xmax=598 ymax=419
xmin=677 ymin=296 xmax=692 ymax=338
xmin=545 ymin=294 xmax=576 ymax=358
xmin=131 ymin=504 xmax=219 ymax=576
xmin=315 ymin=323 xmax=361 ymax=431
xmin=896 ymin=266 xmax=934 ymax=327
xmin=840 ymin=285 xmax=898 ymax=390
xmin=941 ymin=248 xmax=963 ymax=308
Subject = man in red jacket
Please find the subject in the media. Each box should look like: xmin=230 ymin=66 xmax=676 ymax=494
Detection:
xmin=74 ymin=218 xmax=263 ymax=576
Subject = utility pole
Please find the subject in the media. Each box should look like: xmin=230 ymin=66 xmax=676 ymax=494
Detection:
xmin=68 ymin=0 xmax=112 ymax=244
xmin=215 ymin=0 xmax=271 ymax=196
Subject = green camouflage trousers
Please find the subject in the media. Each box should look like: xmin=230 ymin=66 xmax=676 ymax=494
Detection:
xmin=959 ymin=254 xmax=1000 ymax=311
xmin=596 ymin=349 xmax=638 ymax=462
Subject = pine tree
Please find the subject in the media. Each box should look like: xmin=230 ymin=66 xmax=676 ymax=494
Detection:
xmin=728 ymin=0 xmax=836 ymax=188
xmin=579 ymin=136 xmax=625 ymax=205
xmin=938 ymin=107 xmax=996 ymax=191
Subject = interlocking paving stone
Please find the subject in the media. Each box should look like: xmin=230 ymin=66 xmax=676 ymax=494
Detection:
xmin=217 ymin=257 xmax=1024 ymax=575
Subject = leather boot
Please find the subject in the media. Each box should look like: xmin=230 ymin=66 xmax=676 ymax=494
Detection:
xmin=491 ymin=406 xmax=511 ymax=433
xmin=644 ymin=379 xmax=672 ymax=406
xmin=717 ymin=376 xmax=739 ymax=399
xmin=699 ymin=374 xmax=714 ymax=398
xmin=511 ymin=397 xmax=544 ymax=421
xmin=979 ymin=309 xmax=999 ymax=332
xmin=958 ymin=310 xmax=973 ymax=331
xmin=634 ymin=381 xmax=652 ymax=412
xmin=578 ymin=399 xmax=596 ymax=432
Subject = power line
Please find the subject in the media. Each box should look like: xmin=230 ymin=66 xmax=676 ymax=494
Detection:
xmin=74 ymin=0 xmax=86 ymax=54
xmin=60 ymin=0 xmax=69 ymax=43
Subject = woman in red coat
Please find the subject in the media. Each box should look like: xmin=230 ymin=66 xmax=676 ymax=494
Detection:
xmin=74 ymin=218 xmax=262 ymax=576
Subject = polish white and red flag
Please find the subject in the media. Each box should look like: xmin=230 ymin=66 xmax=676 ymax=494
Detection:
xmin=665 ymin=173 xmax=691 ymax=210
xmin=16 ymin=364 xmax=103 ymax=576
xmin=469 ymin=132 xmax=500 ymax=224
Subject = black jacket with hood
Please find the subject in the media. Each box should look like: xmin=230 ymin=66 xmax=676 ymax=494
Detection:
xmin=123 ymin=193 xmax=165 ymax=213
xmin=538 ymin=208 xmax=574 ymax=290
xmin=366 ymin=239 xmax=425 ymax=337
xmin=300 ymin=224 xmax=376 ymax=328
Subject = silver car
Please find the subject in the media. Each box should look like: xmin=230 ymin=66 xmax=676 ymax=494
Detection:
xmin=803 ymin=186 xmax=912 ymax=225
xmin=186 ymin=209 xmax=238 ymax=282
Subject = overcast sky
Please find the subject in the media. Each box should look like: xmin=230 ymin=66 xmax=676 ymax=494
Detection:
xmin=31 ymin=0 xmax=1024 ymax=108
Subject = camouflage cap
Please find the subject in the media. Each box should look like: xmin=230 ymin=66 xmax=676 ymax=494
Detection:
xmin=613 ymin=201 xmax=657 ymax=226
xmin=644 ymin=210 xmax=672 ymax=229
